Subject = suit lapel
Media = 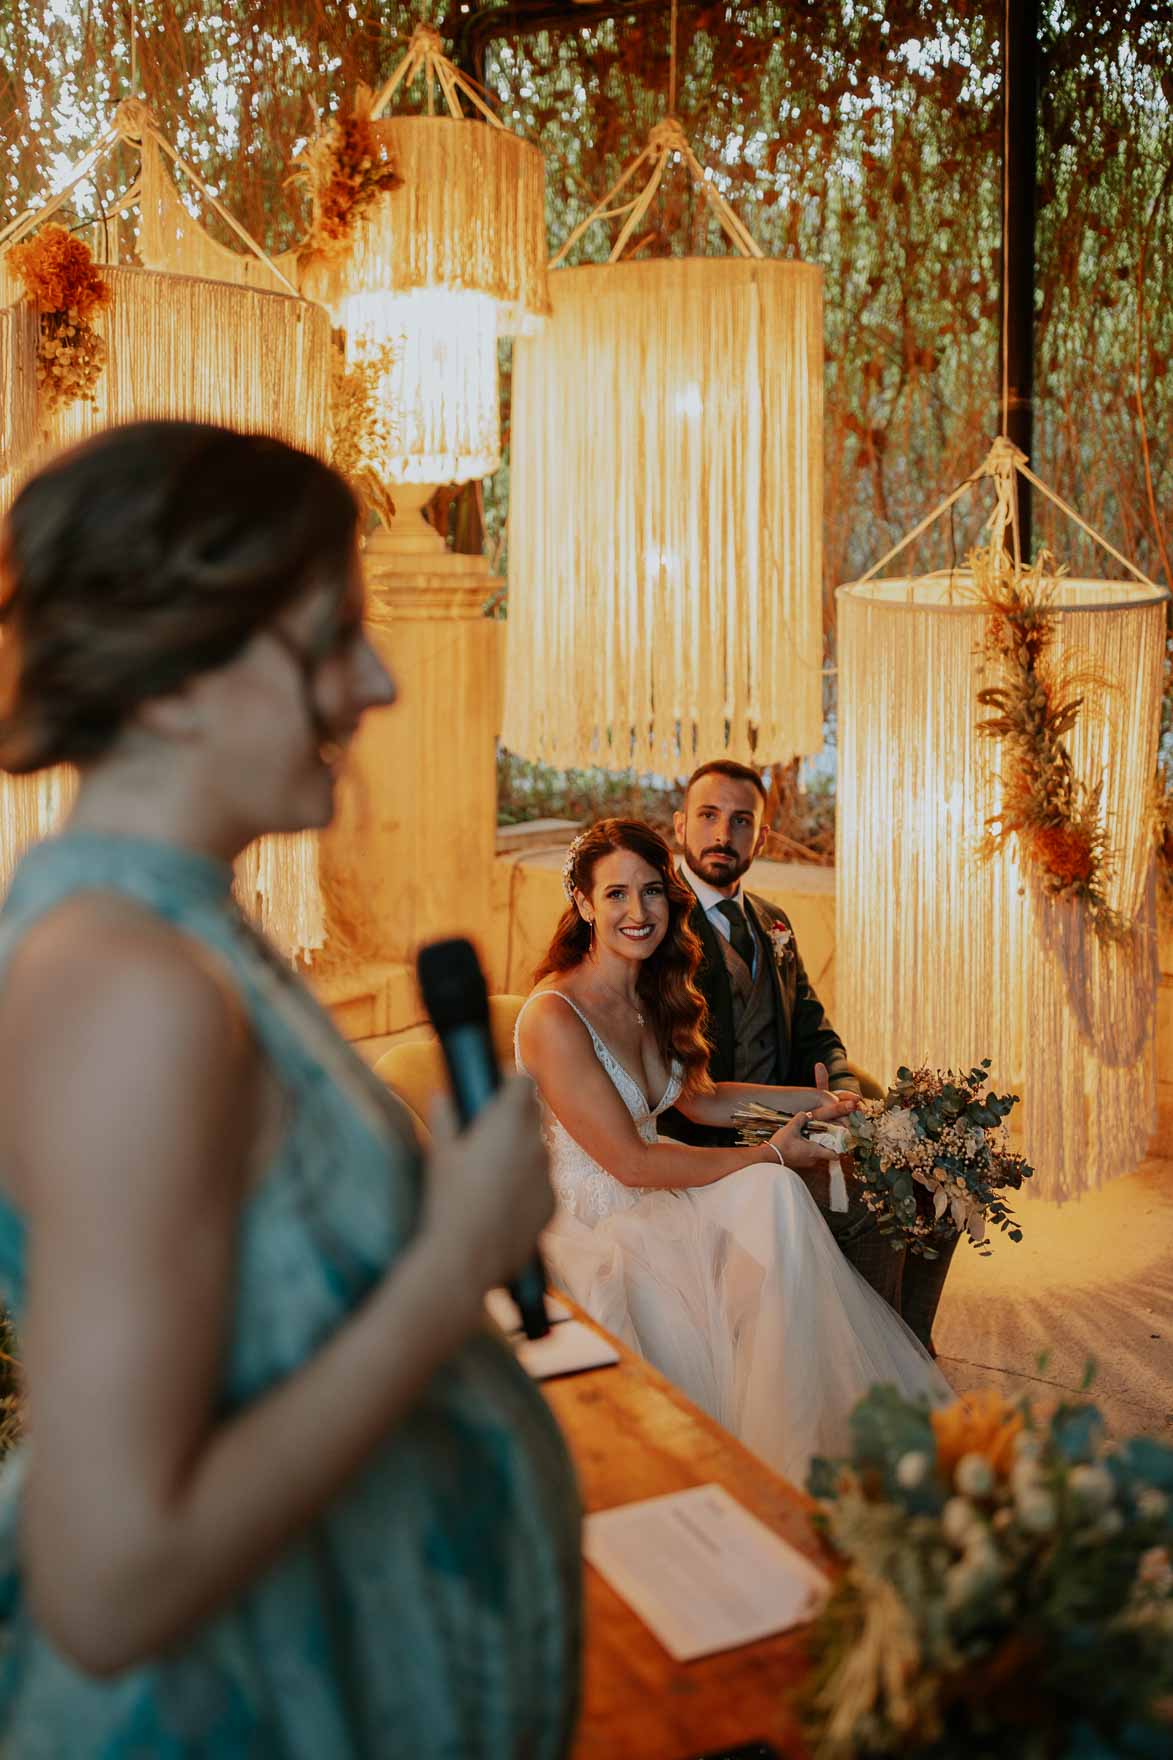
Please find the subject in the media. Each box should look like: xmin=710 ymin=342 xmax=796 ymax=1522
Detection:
xmin=744 ymin=893 xmax=790 ymax=1080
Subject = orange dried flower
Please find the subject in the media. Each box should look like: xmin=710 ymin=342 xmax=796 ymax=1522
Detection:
xmin=293 ymin=92 xmax=402 ymax=265
xmin=1030 ymin=822 xmax=1095 ymax=886
xmin=6 ymin=224 xmax=111 ymax=320
xmin=931 ymin=1388 xmax=1023 ymax=1481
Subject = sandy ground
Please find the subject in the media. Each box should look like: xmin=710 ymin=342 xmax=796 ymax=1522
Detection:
xmin=935 ymin=1155 xmax=1173 ymax=1441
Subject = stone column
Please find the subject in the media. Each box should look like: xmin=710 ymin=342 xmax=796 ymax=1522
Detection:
xmin=311 ymin=494 xmax=502 ymax=1037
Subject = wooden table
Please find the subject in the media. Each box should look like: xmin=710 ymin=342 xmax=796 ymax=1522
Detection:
xmin=541 ymin=1303 xmax=828 ymax=1760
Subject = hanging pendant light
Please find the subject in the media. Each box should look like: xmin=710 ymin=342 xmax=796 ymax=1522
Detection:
xmin=836 ymin=439 xmax=1167 ymax=1198
xmin=300 ymin=22 xmax=548 ymax=499
xmin=0 ymin=106 xmax=333 ymax=963
xmin=502 ymin=111 xmax=825 ymax=773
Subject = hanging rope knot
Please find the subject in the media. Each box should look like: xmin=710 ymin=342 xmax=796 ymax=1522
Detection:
xmin=980 ymin=435 xmax=1028 ymax=559
xmin=113 ymin=98 xmax=155 ymax=143
xmin=408 ymin=23 xmax=445 ymax=59
xmin=981 ymin=434 xmax=1028 ymax=479
xmin=648 ymin=116 xmax=689 ymax=157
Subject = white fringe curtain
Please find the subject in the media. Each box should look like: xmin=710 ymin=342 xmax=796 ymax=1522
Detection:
xmin=233 ymin=832 xmax=326 ymax=964
xmin=0 ymin=299 xmax=37 ymax=471
xmin=836 ymin=574 xmax=1165 ymax=1200
xmin=502 ymin=256 xmax=825 ymax=772
xmin=0 ymin=766 xmax=323 ymax=966
xmin=0 ymin=768 xmax=78 ymax=900
xmin=0 ymin=263 xmax=332 ymax=962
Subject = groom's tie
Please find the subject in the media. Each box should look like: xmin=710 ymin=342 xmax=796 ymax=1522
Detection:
xmin=716 ymin=899 xmax=756 ymax=974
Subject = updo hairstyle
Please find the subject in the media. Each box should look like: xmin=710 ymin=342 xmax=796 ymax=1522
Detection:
xmin=0 ymin=421 xmax=359 ymax=774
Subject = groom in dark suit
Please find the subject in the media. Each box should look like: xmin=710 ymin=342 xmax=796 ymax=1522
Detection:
xmin=658 ymin=759 xmax=954 ymax=1351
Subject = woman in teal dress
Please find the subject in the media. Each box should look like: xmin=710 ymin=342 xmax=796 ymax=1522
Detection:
xmin=0 ymin=422 xmax=581 ymax=1755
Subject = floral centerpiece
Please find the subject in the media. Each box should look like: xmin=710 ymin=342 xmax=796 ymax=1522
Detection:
xmin=802 ymin=1383 xmax=1173 ymax=1758
xmin=5 ymin=223 xmax=111 ymax=416
xmin=734 ymin=1060 xmax=1034 ymax=1257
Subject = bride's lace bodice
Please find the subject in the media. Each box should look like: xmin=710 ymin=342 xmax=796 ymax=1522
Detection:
xmin=514 ymin=992 xmax=684 ymax=1227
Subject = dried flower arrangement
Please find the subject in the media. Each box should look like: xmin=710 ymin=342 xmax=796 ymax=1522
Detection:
xmin=972 ymin=543 xmax=1130 ymax=942
xmin=5 ymin=223 xmax=111 ymax=417
xmin=292 ymin=85 xmax=402 ymax=265
xmin=735 ymin=1060 xmax=1032 ymax=1259
xmin=803 ymin=1382 xmax=1173 ymax=1758
xmin=328 ymin=332 xmax=399 ymax=528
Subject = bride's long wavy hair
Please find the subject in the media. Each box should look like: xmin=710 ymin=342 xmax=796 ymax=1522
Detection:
xmin=534 ymin=818 xmax=713 ymax=1096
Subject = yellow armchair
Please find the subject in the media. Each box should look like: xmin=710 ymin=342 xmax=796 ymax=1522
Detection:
xmin=372 ymin=995 xmax=528 ymax=1141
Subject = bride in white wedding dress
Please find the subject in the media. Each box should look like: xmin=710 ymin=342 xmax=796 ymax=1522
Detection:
xmin=516 ymin=819 xmax=950 ymax=1486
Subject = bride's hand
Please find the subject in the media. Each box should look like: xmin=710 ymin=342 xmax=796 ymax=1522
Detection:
xmin=767 ymin=1107 xmax=841 ymax=1172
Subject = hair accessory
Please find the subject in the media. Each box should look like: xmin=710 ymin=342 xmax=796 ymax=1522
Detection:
xmin=561 ymin=831 xmax=590 ymax=903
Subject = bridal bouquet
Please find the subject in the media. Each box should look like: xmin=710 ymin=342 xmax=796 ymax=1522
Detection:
xmin=734 ymin=1061 xmax=1033 ymax=1257
xmin=802 ymin=1383 xmax=1173 ymax=1759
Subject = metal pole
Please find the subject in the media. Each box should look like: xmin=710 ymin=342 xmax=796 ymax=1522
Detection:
xmin=1002 ymin=0 xmax=1039 ymax=556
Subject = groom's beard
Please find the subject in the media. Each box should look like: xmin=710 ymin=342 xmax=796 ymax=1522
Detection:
xmin=684 ymin=838 xmax=754 ymax=889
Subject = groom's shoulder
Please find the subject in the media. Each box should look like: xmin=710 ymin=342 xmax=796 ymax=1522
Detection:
xmin=746 ymin=890 xmax=792 ymax=929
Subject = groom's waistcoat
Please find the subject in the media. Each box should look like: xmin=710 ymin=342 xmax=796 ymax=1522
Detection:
xmin=715 ymin=919 xmax=779 ymax=1086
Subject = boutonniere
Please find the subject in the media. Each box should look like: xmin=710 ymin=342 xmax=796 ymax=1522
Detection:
xmin=768 ymin=921 xmax=793 ymax=964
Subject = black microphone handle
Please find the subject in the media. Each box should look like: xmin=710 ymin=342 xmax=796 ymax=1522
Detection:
xmin=439 ymin=1025 xmax=551 ymax=1341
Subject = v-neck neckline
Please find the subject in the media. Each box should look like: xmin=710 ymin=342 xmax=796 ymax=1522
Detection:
xmin=546 ymin=989 xmax=674 ymax=1114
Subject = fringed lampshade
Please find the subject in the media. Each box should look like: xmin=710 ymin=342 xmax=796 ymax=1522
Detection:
xmin=505 ymin=257 xmax=824 ymax=769
xmin=836 ymin=449 xmax=1166 ymax=1199
xmin=0 ymin=264 xmax=330 ymax=469
xmin=502 ymin=118 xmax=824 ymax=772
xmin=328 ymin=284 xmax=500 ymax=485
xmin=301 ymin=28 xmax=549 ymax=493
xmin=306 ymin=112 xmax=549 ymax=334
xmin=0 ymin=116 xmax=333 ymax=961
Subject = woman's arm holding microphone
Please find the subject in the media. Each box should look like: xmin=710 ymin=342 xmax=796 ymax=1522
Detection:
xmin=1 ymin=901 xmax=552 ymax=1677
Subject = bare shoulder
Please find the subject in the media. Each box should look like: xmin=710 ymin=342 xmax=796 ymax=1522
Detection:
xmin=517 ymin=983 xmax=594 ymax=1070
xmin=0 ymin=894 xmax=256 ymax=1189
xmin=0 ymin=892 xmax=243 ymax=1046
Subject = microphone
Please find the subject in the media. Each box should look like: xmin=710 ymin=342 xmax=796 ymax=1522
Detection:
xmin=416 ymin=937 xmax=550 ymax=1340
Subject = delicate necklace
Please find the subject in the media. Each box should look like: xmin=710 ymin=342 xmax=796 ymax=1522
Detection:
xmin=588 ymin=975 xmax=646 ymax=1028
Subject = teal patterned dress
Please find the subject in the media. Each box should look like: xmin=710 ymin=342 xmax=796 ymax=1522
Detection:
xmin=0 ymin=832 xmax=582 ymax=1758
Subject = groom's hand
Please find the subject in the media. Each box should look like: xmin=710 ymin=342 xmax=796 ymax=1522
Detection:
xmin=814 ymin=1062 xmax=860 ymax=1116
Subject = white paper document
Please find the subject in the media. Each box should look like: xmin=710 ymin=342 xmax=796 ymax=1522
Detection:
xmin=514 ymin=1319 xmax=619 ymax=1380
xmin=484 ymin=1287 xmax=572 ymax=1333
xmin=583 ymin=1483 xmax=829 ymax=1661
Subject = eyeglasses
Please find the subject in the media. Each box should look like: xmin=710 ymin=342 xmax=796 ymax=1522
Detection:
xmin=267 ymin=611 xmax=362 ymax=744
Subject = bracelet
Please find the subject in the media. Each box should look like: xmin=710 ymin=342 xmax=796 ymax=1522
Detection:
xmin=764 ymin=1141 xmax=785 ymax=1167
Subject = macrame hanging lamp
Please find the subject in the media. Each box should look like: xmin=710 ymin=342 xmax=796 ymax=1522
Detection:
xmin=501 ymin=5 xmax=824 ymax=774
xmin=836 ymin=436 xmax=1167 ymax=1200
xmin=300 ymin=21 xmax=549 ymax=522
xmin=0 ymin=103 xmax=332 ymax=962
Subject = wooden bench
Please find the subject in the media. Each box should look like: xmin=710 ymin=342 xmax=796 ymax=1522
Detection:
xmin=540 ymin=1302 xmax=828 ymax=1760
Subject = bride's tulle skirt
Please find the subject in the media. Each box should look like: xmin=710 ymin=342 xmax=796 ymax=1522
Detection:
xmin=541 ymin=1161 xmax=951 ymax=1485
